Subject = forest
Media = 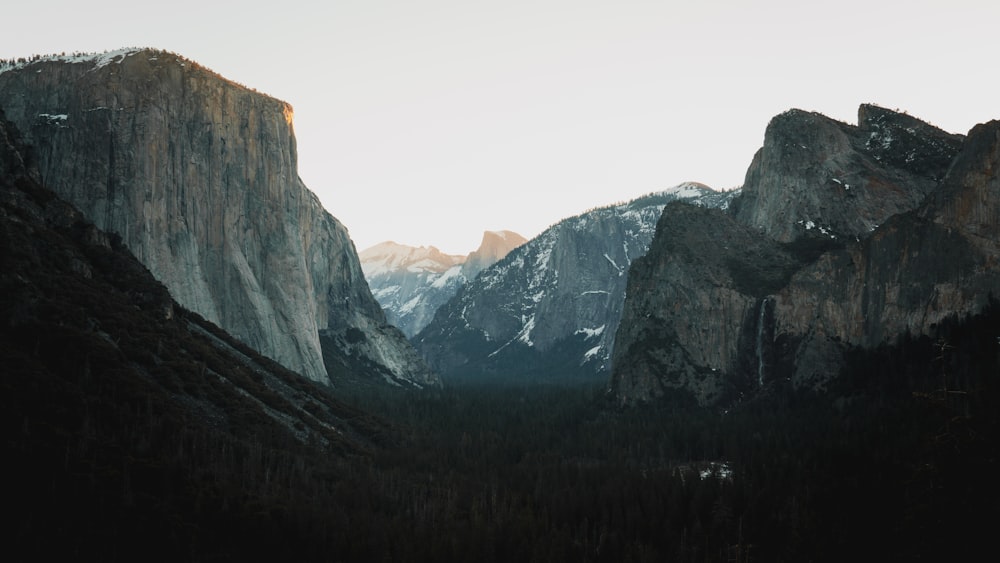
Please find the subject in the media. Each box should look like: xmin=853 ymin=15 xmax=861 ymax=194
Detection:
xmin=3 ymin=157 xmax=997 ymax=560
xmin=4 ymin=280 xmax=998 ymax=562
xmin=338 ymin=305 xmax=999 ymax=562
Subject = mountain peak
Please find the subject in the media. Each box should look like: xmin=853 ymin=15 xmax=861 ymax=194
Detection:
xmin=360 ymin=231 xmax=524 ymax=337
xmin=730 ymin=104 xmax=963 ymax=242
xmin=359 ymin=241 xmax=465 ymax=277
xmin=465 ymin=230 xmax=527 ymax=276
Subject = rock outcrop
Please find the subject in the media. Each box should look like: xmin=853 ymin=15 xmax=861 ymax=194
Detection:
xmin=360 ymin=230 xmax=526 ymax=337
xmin=0 ymin=48 xmax=437 ymax=388
xmin=415 ymin=184 xmax=737 ymax=383
xmin=610 ymin=202 xmax=813 ymax=404
xmin=730 ymin=106 xmax=962 ymax=242
xmin=611 ymin=106 xmax=999 ymax=405
xmin=461 ymin=230 xmax=528 ymax=278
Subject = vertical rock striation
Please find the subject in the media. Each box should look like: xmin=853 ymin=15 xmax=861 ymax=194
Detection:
xmin=0 ymin=49 xmax=436 ymax=387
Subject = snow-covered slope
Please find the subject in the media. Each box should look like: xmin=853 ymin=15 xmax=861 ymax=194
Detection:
xmin=413 ymin=183 xmax=738 ymax=383
xmin=360 ymin=231 xmax=526 ymax=337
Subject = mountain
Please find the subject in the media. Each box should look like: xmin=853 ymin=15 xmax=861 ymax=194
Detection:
xmin=360 ymin=230 xmax=526 ymax=337
xmin=462 ymin=229 xmax=528 ymax=276
xmin=0 ymin=108 xmax=395 ymax=559
xmin=610 ymin=105 xmax=997 ymax=405
xmin=0 ymin=48 xmax=436 ymax=389
xmin=414 ymin=183 xmax=737 ymax=383
xmin=730 ymin=105 xmax=963 ymax=242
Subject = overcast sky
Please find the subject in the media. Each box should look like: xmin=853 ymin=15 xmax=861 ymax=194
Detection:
xmin=2 ymin=1 xmax=997 ymax=254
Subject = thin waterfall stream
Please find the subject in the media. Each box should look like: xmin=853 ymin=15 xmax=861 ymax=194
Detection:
xmin=756 ymin=297 xmax=770 ymax=387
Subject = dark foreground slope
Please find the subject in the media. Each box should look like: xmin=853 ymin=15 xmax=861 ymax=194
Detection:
xmin=349 ymin=310 xmax=1000 ymax=563
xmin=0 ymin=110 xmax=393 ymax=560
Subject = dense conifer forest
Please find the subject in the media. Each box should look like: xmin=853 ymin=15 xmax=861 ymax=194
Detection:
xmin=339 ymin=305 xmax=999 ymax=562
xmin=6 ymin=302 xmax=996 ymax=561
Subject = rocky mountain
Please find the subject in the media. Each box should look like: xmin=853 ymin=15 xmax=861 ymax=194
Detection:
xmin=1 ymin=108 xmax=394 ymax=558
xmin=462 ymin=230 xmax=528 ymax=275
xmin=0 ymin=48 xmax=436 ymax=389
xmin=611 ymin=105 xmax=997 ymax=405
xmin=414 ymin=184 xmax=737 ymax=383
xmin=730 ymin=106 xmax=963 ymax=243
xmin=360 ymin=230 xmax=526 ymax=337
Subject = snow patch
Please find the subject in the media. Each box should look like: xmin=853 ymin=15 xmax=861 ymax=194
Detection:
xmin=604 ymin=253 xmax=623 ymax=274
xmin=657 ymin=181 xmax=711 ymax=199
xmin=575 ymin=325 xmax=606 ymax=339
xmin=699 ymin=462 xmax=733 ymax=480
xmin=37 ymin=113 xmax=69 ymax=127
xmin=398 ymin=295 xmax=422 ymax=315
xmin=831 ymin=178 xmax=851 ymax=190
xmin=430 ymin=265 xmax=464 ymax=289
xmin=797 ymin=220 xmax=836 ymax=239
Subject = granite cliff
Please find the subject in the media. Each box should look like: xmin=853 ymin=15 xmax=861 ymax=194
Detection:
xmin=611 ymin=106 xmax=997 ymax=405
xmin=0 ymin=108 xmax=399 ymax=558
xmin=0 ymin=49 xmax=436 ymax=388
xmin=730 ymin=105 xmax=962 ymax=242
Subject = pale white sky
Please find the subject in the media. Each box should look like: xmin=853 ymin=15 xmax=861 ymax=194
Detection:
xmin=2 ymin=1 xmax=997 ymax=254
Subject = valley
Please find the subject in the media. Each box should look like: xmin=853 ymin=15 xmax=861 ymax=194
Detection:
xmin=2 ymin=48 xmax=999 ymax=562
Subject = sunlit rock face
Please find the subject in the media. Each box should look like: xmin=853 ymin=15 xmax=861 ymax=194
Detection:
xmin=414 ymin=185 xmax=738 ymax=384
xmin=0 ymin=48 xmax=437 ymax=388
xmin=360 ymin=231 xmax=526 ymax=338
xmin=611 ymin=106 xmax=1000 ymax=406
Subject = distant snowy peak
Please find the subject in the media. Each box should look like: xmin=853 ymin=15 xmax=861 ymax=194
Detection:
xmin=360 ymin=230 xmax=526 ymax=279
xmin=657 ymin=181 xmax=714 ymax=199
xmin=639 ymin=182 xmax=739 ymax=210
xmin=359 ymin=241 xmax=464 ymax=277
xmin=414 ymin=183 xmax=740 ymax=383
xmin=360 ymin=230 xmax=525 ymax=338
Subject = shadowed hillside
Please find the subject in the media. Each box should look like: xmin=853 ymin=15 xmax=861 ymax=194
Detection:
xmin=1 ymin=108 xmax=395 ymax=560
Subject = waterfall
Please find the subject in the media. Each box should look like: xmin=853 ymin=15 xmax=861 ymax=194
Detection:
xmin=756 ymin=297 xmax=770 ymax=387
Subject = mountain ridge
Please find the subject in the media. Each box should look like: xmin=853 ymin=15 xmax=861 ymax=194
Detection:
xmin=415 ymin=183 xmax=738 ymax=383
xmin=611 ymin=105 xmax=998 ymax=405
xmin=360 ymin=230 xmax=526 ymax=337
xmin=0 ymin=47 xmax=437 ymax=388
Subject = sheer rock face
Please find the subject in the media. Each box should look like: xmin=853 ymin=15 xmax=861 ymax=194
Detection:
xmin=773 ymin=120 xmax=1000 ymax=389
xmin=610 ymin=203 xmax=808 ymax=405
xmin=730 ymin=106 xmax=963 ymax=243
xmin=611 ymin=107 xmax=997 ymax=406
xmin=0 ymin=49 xmax=437 ymax=387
